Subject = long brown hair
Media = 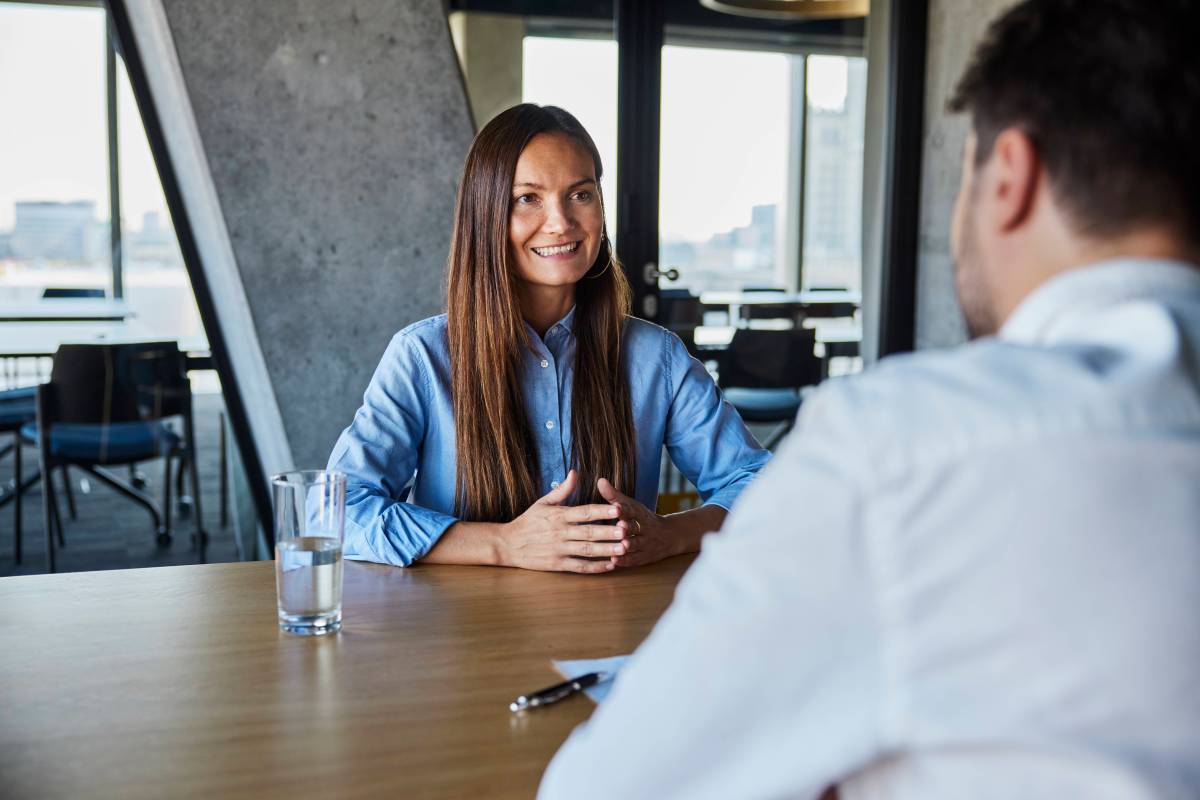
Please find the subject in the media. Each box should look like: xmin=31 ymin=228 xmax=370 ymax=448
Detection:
xmin=446 ymin=104 xmax=636 ymax=522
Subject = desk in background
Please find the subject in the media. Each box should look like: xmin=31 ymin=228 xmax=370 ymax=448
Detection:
xmin=0 ymin=555 xmax=693 ymax=798
xmin=0 ymin=319 xmax=210 ymax=387
xmin=698 ymin=289 xmax=861 ymax=308
xmin=0 ymin=299 xmax=133 ymax=323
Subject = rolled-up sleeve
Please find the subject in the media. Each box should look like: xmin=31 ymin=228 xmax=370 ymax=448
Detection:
xmin=326 ymin=333 xmax=458 ymax=566
xmin=662 ymin=332 xmax=771 ymax=511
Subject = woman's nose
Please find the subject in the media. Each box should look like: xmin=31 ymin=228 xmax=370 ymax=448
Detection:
xmin=542 ymin=200 xmax=574 ymax=233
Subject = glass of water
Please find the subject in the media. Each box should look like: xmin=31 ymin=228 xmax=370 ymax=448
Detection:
xmin=273 ymin=470 xmax=345 ymax=636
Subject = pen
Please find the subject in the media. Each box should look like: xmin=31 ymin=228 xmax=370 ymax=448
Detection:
xmin=509 ymin=671 xmax=611 ymax=712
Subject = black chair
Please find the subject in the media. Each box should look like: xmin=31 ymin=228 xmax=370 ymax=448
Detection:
xmin=660 ymin=288 xmax=704 ymax=354
xmin=0 ymin=387 xmax=38 ymax=562
xmin=718 ymin=327 xmax=822 ymax=450
xmin=25 ymin=342 xmax=207 ymax=572
xmin=41 ymin=287 xmax=106 ymax=299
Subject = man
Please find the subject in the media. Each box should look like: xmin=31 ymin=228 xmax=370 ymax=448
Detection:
xmin=538 ymin=1 xmax=1200 ymax=798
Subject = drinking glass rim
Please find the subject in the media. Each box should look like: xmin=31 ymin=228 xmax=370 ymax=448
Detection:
xmin=271 ymin=469 xmax=346 ymax=487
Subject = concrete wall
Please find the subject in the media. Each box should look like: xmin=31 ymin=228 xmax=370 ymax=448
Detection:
xmin=158 ymin=0 xmax=474 ymax=468
xmin=915 ymin=0 xmax=1017 ymax=349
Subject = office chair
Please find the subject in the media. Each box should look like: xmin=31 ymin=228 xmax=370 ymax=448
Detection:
xmin=25 ymin=342 xmax=207 ymax=572
xmin=717 ymin=327 xmax=822 ymax=450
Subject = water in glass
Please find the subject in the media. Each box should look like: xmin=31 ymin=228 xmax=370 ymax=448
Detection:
xmin=276 ymin=535 xmax=343 ymax=635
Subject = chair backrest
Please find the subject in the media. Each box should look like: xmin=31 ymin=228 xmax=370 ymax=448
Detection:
xmin=44 ymin=342 xmax=187 ymax=425
xmin=718 ymin=327 xmax=821 ymax=390
xmin=659 ymin=289 xmax=704 ymax=328
xmin=800 ymin=301 xmax=858 ymax=319
xmin=741 ymin=302 xmax=802 ymax=322
xmin=42 ymin=287 xmax=106 ymax=299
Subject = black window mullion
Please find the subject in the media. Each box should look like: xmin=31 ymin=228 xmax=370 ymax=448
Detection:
xmin=614 ymin=0 xmax=664 ymax=321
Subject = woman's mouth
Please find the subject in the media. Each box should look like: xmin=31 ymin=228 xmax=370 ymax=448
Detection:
xmin=531 ymin=241 xmax=581 ymax=258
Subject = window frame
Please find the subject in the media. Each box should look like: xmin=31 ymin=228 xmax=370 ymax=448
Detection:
xmin=520 ymin=20 xmax=867 ymax=295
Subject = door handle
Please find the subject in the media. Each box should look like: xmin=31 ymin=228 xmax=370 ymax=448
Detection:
xmin=642 ymin=262 xmax=680 ymax=284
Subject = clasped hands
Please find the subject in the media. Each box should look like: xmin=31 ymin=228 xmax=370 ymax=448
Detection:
xmin=497 ymin=469 xmax=677 ymax=574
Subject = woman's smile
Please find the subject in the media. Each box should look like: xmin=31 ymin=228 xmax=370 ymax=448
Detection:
xmin=531 ymin=241 xmax=582 ymax=259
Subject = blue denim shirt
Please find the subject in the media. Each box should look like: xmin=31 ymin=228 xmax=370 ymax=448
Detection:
xmin=326 ymin=308 xmax=770 ymax=566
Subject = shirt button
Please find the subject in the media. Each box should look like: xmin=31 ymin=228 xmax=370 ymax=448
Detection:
xmin=551 ymin=481 xmax=560 ymax=489
xmin=545 ymin=420 xmax=555 ymax=430
xmin=540 ymin=359 xmax=549 ymax=368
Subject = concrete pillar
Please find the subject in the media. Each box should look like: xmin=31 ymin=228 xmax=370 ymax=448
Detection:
xmin=915 ymin=0 xmax=1019 ymax=349
xmin=130 ymin=0 xmax=475 ymax=472
xmin=449 ymin=11 xmax=525 ymax=130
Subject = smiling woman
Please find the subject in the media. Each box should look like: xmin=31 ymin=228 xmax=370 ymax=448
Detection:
xmin=326 ymin=104 xmax=771 ymax=573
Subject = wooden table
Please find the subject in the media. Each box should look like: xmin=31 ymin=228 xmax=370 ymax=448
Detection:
xmin=0 ymin=555 xmax=694 ymax=799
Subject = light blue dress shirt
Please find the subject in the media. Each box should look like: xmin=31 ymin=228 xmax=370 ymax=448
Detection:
xmin=326 ymin=308 xmax=770 ymax=566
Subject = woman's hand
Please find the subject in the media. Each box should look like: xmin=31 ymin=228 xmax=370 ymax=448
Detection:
xmin=597 ymin=478 xmax=680 ymax=569
xmin=497 ymin=470 xmax=628 ymax=573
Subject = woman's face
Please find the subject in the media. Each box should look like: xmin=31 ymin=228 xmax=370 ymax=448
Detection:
xmin=508 ymin=132 xmax=604 ymax=294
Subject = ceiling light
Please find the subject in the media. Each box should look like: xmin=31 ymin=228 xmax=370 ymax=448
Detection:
xmin=699 ymin=0 xmax=868 ymax=20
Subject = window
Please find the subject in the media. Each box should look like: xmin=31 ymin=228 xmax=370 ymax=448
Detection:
xmin=0 ymin=3 xmax=109 ymax=294
xmin=521 ymin=35 xmax=618 ymax=236
xmin=659 ymin=45 xmax=794 ymax=295
xmin=479 ymin=27 xmax=870 ymax=302
xmin=0 ymin=2 xmax=204 ymax=351
xmin=802 ymin=55 xmax=867 ymax=291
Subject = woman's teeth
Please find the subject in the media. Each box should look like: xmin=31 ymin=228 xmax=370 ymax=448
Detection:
xmin=532 ymin=242 xmax=579 ymax=257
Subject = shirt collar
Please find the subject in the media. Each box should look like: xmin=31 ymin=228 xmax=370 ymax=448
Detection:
xmin=549 ymin=304 xmax=577 ymax=337
xmin=523 ymin=305 xmax=577 ymax=353
xmin=999 ymin=258 xmax=1200 ymax=345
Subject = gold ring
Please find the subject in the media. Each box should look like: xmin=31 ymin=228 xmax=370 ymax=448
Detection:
xmin=630 ymin=519 xmax=642 ymax=538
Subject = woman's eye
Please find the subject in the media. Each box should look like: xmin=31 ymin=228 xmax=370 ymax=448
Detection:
xmin=573 ymin=190 xmax=593 ymax=202
xmin=515 ymin=194 xmax=537 ymax=205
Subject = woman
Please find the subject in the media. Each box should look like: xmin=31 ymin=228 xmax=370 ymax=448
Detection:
xmin=327 ymin=104 xmax=769 ymax=572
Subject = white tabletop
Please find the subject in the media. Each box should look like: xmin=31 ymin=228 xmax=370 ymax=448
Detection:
xmin=0 ymin=299 xmax=133 ymax=322
xmin=698 ymin=290 xmax=861 ymax=307
xmin=0 ymin=319 xmax=207 ymax=358
xmin=693 ymin=323 xmax=862 ymax=348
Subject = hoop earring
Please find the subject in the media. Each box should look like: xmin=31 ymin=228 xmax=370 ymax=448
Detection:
xmin=586 ymin=257 xmax=613 ymax=280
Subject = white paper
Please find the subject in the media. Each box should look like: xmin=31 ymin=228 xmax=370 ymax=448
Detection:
xmin=551 ymin=655 xmax=629 ymax=703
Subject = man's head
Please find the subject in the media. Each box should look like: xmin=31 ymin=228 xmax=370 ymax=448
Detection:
xmin=948 ymin=0 xmax=1200 ymax=338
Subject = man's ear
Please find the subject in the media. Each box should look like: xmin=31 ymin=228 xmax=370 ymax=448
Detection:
xmin=984 ymin=128 xmax=1040 ymax=234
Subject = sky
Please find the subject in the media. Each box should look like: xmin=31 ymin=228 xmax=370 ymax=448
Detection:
xmin=0 ymin=3 xmax=169 ymax=232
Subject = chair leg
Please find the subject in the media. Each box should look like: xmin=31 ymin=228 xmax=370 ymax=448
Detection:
xmin=52 ymin=479 xmax=65 ymax=551
xmin=184 ymin=412 xmax=207 ymax=553
xmin=219 ymin=413 xmax=228 ymax=528
xmin=84 ymin=465 xmax=167 ymax=545
xmin=61 ymin=465 xmax=77 ymax=521
xmin=43 ymin=460 xmax=58 ymax=574
xmin=162 ymin=455 xmax=174 ymax=547
xmin=174 ymin=454 xmax=192 ymax=517
xmin=13 ymin=436 xmax=21 ymax=564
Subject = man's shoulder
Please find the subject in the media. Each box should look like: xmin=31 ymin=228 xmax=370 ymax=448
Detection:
xmin=800 ymin=337 xmax=1161 ymax=465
